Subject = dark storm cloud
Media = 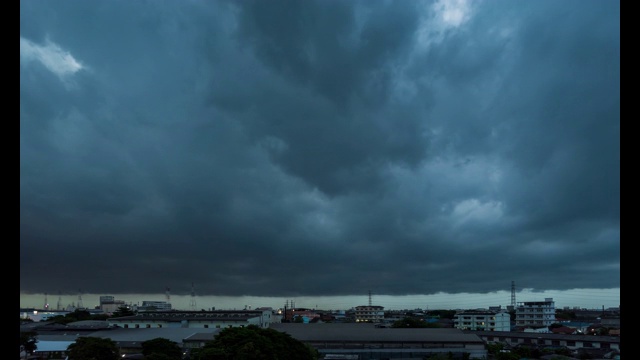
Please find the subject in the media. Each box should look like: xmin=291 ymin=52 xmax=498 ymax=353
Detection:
xmin=20 ymin=0 xmax=619 ymax=299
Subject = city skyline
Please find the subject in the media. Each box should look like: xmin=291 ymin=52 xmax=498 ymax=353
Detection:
xmin=20 ymin=287 xmax=620 ymax=312
xmin=21 ymin=1 xmax=619 ymax=301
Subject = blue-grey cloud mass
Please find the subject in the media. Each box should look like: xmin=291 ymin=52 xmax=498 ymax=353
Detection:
xmin=20 ymin=0 xmax=619 ymax=301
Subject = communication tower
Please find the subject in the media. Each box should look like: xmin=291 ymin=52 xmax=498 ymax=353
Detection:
xmin=510 ymin=281 xmax=516 ymax=307
xmin=189 ymin=282 xmax=197 ymax=310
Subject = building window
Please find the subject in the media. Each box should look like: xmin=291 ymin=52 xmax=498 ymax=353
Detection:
xmin=583 ymin=342 xmax=593 ymax=348
xmin=135 ymin=324 xmax=140 ymax=328
xmin=124 ymin=324 xmax=129 ymax=329
xmin=567 ymin=341 xmax=575 ymax=347
xmin=216 ymin=325 xmax=221 ymax=328
xmin=158 ymin=324 xmax=162 ymax=328
xmin=204 ymin=325 xmax=208 ymax=328
xmin=146 ymin=324 xmax=151 ymax=328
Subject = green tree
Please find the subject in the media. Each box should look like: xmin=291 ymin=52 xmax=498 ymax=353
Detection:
xmin=391 ymin=317 xmax=428 ymax=328
xmin=69 ymin=309 xmax=92 ymax=321
xmin=192 ymin=325 xmax=319 ymax=360
xmin=511 ymin=345 xmax=531 ymax=359
xmin=146 ymin=354 xmax=178 ymax=360
xmin=66 ymin=337 xmax=119 ymax=360
xmin=112 ymin=305 xmax=136 ymax=318
xmin=486 ymin=342 xmax=504 ymax=356
xmin=142 ymin=337 xmax=183 ymax=360
xmin=555 ymin=310 xmax=577 ymax=320
xmin=424 ymin=352 xmax=454 ymax=359
xmin=48 ymin=309 xmax=99 ymax=325
xmin=191 ymin=347 xmax=227 ymax=360
xmin=495 ymin=351 xmax=520 ymax=360
xmin=426 ymin=310 xmax=457 ymax=319
xmin=20 ymin=330 xmax=38 ymax=355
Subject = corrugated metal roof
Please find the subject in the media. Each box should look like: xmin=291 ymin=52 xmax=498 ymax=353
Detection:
xmin=88 ymin=327 xmax=220 ymax=343
xmin=270 ymin=323 xmax=484 ymax=343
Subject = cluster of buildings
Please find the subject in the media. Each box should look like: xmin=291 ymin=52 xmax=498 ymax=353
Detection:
xmin=20 ymin=296 xmax=620 ymax=360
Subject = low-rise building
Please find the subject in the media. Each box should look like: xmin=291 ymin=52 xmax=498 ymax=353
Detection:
xmin=272 ymin=323 xmax=488 ymax=359
xmin=135 ymin=300 xmax=172 ymax=312
xmin=108 ymin=309 xmax=273 ymax=329
xmin=99 ymin=295 xmax=128 ymax=314
xmin=469 ymin=329 xmax=620 ymax=357
xmin=453 ymin=309 xmax=511 ymax=331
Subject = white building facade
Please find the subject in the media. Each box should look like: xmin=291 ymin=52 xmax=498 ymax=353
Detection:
xmin=515 ymin=297 xmax=556 ymax=328
xmin=453 ymin=310 xmax=511 ymax=331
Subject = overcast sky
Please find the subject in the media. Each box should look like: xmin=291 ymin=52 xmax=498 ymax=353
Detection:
xmin=20 ymin=0 xmax=619 ymax=308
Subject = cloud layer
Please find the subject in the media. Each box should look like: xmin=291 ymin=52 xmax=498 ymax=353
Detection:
xmin=20 ymin=0 xmax=620 ymax=299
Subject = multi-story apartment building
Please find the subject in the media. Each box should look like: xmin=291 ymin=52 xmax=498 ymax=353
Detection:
xmin=516 ymin=297 xmax=556 ymax=328
xmin=354 ymin=305 xmax=385 ymax=323
xmin=453 ymin=309 xmax=511 ymax=331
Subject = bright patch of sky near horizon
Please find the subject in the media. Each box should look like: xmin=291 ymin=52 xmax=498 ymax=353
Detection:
xmin=21 ymin=288 xmax=619 ymax=312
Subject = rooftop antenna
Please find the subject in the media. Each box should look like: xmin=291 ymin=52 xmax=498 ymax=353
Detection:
xmin=165 ymin=286 xmax=171 ymax=303
xmin=510 ymin=281 xmax=516 ymax=307
xmin=57 ymin=291 xmax=62 ymax=311
xmin=44 ymin=292 xmax=49 ymax=310
xmin=189 ymin=282 xmax=197 ymax=310
xmin=368 ymin=290 xmax=372 ymax=306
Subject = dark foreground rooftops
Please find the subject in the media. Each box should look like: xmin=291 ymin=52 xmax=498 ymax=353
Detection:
xmin=270 ymin=323 xmax=484 ymax=344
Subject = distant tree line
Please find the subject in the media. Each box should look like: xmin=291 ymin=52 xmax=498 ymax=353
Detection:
xmin=45 ymin=308 xmax=110 ymax=324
